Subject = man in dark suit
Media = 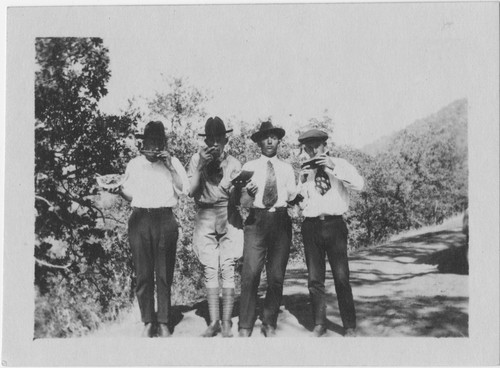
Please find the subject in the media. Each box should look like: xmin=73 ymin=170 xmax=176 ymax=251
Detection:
xmin=238 ymin=121 xmax=297 ymax=337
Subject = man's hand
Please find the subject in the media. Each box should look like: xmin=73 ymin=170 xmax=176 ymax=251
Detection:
xmin=107 ymin=186 xmax=122 ymax=195
xmin=158 ymin=151 xmax=174 ymax=171
xmin=245 ymin=181 xmax=258 ymax=197
xmin=314 ymin=154 xmax=335 ymax=171
xmin=299 ymin=168 xmax=314 ymax=183
xmin=198 ymin=147 xmax=216 ymax=169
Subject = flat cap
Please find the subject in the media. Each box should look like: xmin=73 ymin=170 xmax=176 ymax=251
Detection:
xmin=298 ymin=129 xmax=329 ymax=143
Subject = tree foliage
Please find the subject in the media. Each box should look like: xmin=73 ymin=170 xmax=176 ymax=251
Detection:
xmin=35 ymin=38 xmax=137 ymax=337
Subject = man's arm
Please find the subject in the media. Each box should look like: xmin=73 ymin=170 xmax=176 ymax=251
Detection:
xmin=158 ymin=152 xmax=189 ymax=195
xmin=326 ymin=158 xmax=364 ymax=191
xmin=188 ymin=148 xmax=214 ymax=197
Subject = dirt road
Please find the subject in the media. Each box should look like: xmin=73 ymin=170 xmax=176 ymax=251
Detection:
xmin=89 ymin=219 xmax=468 ymax=338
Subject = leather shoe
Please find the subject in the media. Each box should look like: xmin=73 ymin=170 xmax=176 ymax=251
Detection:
xmin=261 ymin=324 xmax=276 ymax=337
xmin=221 ymin=321 xmax=233 ymax=338
xmin=141 ymin=322 xmax=154 ymax=338
xmin=311 ymin=325 xmax=327 ymax=337
xmin=158 ymin=323 xmax=171 ymax=337
xmin=201 ymin=321 xmax=221 ymax=337
xmin=344 ymin=328 xmax=357 ymax=337
xmin=238 ymin=328 xmax=252 ymax=337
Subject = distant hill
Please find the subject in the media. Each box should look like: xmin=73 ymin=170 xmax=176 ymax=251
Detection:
xmin=362 ymin=99 xmax=467 ymax=156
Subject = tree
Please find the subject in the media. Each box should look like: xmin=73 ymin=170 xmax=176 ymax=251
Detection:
xmin=35 ymin=38 xmax=137 ymax=337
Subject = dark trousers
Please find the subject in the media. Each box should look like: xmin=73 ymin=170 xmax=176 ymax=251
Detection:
xmin=301 ymin=216 xmax=356 ymax=329
xmin=128 ymin=207 xmax=178 ymax=324
xmin=239 ymin=209 xmax=292 ymax=329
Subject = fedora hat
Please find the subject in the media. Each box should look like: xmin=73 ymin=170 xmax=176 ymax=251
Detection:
xmin=199 ymin=116 xmax=233 ymax=137
xmin=136 ymin=121 xmax=167 ymax=142
xmin=298 ymin=129 xmax=329 ymax=144
xmin=250 ymin=121 xmax=286 ymax=142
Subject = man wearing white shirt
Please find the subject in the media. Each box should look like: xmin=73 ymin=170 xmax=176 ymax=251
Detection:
xmin=113 ymin=121 xmax=190 ymax=338
xmin=297 ymin=129 xmax=364 ymax=337
xmin=238 ymin=121 xmax=297 ymax=337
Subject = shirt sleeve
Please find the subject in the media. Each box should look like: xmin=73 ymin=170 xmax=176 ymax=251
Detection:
xmin=286 ymin=164 xmax=298 ymax=202
xmin=121 ymin=159 xmax=135 ymax=195
xmin=327 ymin=158 xmax=364 ymax=191
xmin=171 ymin=157 xmax=190 ymax=196
xmin=187 ymin=154 xmax=199 ymax=179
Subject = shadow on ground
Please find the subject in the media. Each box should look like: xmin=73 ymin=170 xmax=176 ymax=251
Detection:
xmin=351 ymin=230 xmax=468 ymax=275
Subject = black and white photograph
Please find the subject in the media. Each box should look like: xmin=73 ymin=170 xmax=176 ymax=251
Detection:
xmin=1 ymin=1 xmax=499 ymax=366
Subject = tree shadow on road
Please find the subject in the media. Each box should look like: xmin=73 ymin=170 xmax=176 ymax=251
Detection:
xmin=354 ymin=294 xmax=468 ymax=337
xmin=282 ymin=293 xmax=345 ymax=336
xmin=351 ymin=229 xmax=468 ymax=275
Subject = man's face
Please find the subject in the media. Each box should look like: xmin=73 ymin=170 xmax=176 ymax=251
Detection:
xmin=204 ymin=135 xmax=228 ymax=159
xmin=303 ymin=140 xmax=326 ymax=158
xmin=142 ymin=139 xmax=164 ymax=162
xmin=258 ymin=133 xmax=280 ymax=157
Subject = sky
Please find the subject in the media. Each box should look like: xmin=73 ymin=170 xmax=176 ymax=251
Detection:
xmin=90 ymin=3 xmax=477 ymax=148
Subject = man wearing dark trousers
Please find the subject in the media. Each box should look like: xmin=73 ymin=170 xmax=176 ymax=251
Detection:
xmin=112 ymin=121 xmax=189 ymax=337
xmin=297 ymin=129 xmax=364 ymax=337
xmin=238 ymin=121 xmax=297 ymax=337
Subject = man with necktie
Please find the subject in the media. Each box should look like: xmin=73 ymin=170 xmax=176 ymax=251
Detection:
xmin=238 ymin=121 xmax=297 ymax=337
xmin=297 ymin=129 xmax=364 ymax=337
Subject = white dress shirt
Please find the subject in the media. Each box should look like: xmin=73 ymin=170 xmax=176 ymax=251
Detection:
xmin=242 ymin=155 xmax=297 ymax=209
xmin=298 ymin=157 xmax=364 ymax=217
xmin=122 ymin=155 xmax=189 ymax=208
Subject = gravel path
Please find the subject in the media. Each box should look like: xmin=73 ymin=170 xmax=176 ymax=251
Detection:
xmin=88 ymin=221 xmax=468 ymax=338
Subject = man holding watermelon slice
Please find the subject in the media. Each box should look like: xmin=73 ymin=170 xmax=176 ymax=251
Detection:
xmin=187 ymin=116 xmax=244 ymax=338
xmin=110 ymin=120 xmax=189 ymax=337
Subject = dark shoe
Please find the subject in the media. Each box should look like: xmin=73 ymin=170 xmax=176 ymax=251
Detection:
xmin=238 ymin=328 xmax=252 ymax=337
xmin=158 ymin=323 xmax=171 ymax=337
xmin=221 ymin=321 xmax=233 ymax=338
xmin=344 ymin=328 xmax=357 ymax=337
xmin=201 ymin=321 xmax=221 ymax=337
xmin=141 ymin=322 xmax=154 ymax=338
xmin=261 ymin=324 xmax=276 ymax=337
xmin=311 ymin=325 xmax=327 ymax=337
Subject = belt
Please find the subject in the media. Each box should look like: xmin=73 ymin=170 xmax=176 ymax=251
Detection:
xmin=307 ymin=214 xmax=343 ymax=221
xmin=196 ymin=202 xmax=226 ymax=209
xmin=133 ymin=207 xmax=173 ymax=213
xmin=250 ymin=207 xmax=287 ymax=213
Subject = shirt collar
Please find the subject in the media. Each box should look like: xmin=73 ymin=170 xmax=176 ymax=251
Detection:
xmin=259 ymin=154 xmax=279 ymax=164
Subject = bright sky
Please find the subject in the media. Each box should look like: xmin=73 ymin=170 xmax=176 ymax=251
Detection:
xmin=94 ymin=3 xmax=477 ymax=148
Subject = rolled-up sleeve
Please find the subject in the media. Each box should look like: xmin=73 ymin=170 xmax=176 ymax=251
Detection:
xmin=286 ymin=165 xmax=298 ymax=201
xmin=172 ymin=157 xmax=190 ymax=196
xmin=328 ymin=158 xmax=364 ymax=191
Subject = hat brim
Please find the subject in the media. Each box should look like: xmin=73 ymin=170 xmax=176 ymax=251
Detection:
xmin=298 ymin=136 xmax=328 ymax=144
xmin=198 ymin=129 xmax=233 ymax=137
xmin=251 ymin=128 xmax=286 ymax=142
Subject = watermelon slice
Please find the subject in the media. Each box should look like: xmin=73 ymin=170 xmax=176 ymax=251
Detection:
xmin=96 ymin=174 xmax=127 ymax=189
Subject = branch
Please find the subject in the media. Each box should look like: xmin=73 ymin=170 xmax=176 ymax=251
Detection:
xmin=35 ymin=195 xmax=52 ymax=207
xmin=35 ymin=257 xmax=72 ymax=270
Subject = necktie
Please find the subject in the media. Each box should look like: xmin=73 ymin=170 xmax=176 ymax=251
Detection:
xmin=315 ymin=167 xmax=331 ymax=195
xmin=206 ymin=160 xmax=223 ymax=185
xmin=262 ymin=160 xmax=278 ymax=208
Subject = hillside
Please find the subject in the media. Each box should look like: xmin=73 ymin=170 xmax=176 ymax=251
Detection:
xmin=362 ymin=99 xmax=467 ymax=156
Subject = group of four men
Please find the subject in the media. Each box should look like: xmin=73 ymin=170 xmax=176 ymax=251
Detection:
xmin=112 ymin=117 xmax=364 ymax=338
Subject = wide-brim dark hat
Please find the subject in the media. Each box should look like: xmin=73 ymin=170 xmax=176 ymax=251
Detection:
xmin=250 ymin=121 xmax=286 ymax=142
xmin=199 ymin=116 xmax=233 ymax=137
xmin=135 ymin=121 xmax=167 ymax=142
xmin=298 ymin=129 xmax=329 ymax=144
